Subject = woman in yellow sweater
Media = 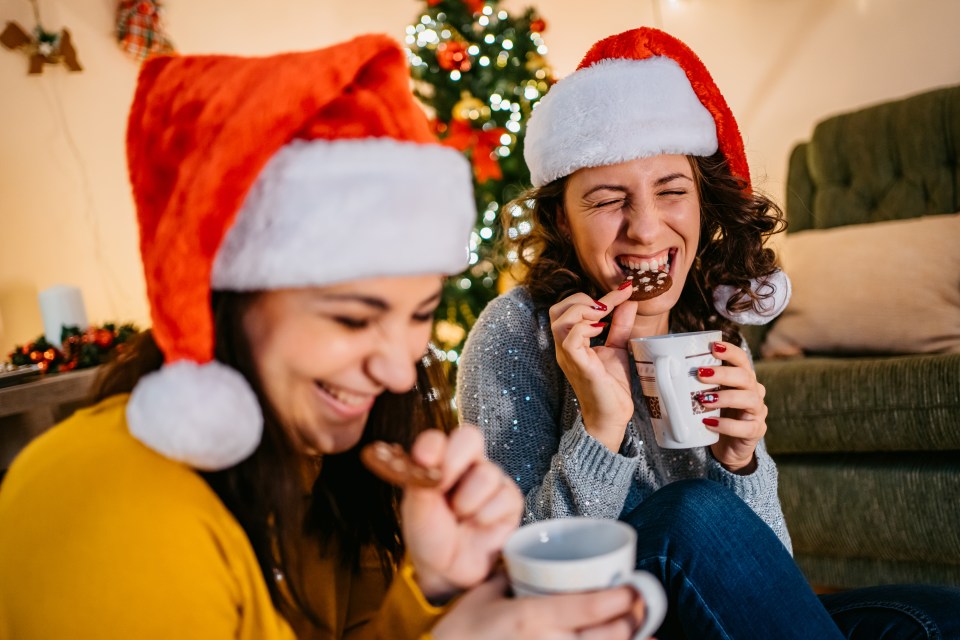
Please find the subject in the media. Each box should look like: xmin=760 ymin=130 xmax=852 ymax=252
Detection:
xmin=0 ymin=36 xmax=647 ymax=639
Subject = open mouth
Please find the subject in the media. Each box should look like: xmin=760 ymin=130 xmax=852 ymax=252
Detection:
xmin=616 ymin=249 xmax=676 ymax=301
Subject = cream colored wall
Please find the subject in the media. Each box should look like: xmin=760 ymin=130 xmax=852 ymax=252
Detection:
xmin=1 ymin=0 xmax=958 ymax=354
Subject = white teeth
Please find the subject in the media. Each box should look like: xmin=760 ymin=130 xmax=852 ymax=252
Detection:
xmin=320 ymin=383 xmax=369 ymax=406
xmin=619 ymin=252 xmax=671 ymax=274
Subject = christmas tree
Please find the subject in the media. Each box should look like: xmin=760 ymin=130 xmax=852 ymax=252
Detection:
xmin=405 ymin=0 xmax=553 ymax=381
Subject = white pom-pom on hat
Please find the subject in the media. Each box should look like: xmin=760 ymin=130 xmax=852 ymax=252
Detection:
xmin=713 ymin=269 xmax=792 ymax=325
xmin=127 ymin=361 xmax=263 ymax=471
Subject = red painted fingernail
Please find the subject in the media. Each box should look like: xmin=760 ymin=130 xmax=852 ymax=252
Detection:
xmin=698 ymin=393 xmax=718 ymax=404
xmin=590 ymin=321 xmax=608 ymax=328
xmin=592 ymin=299 xmax=608 ymax=312
xmin=618 ymin=279 xmax=633 ymax=290
xmin=713 ymin=342 xmax=727 ymax=353
xmin=698 ymin=367 xmax=715 ymax=377
xmin=703 ymin=417 xmax=720 ymax=427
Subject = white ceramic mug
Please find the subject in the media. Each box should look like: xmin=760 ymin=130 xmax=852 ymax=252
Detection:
xmin=630 ymin=330 xmax=721 ymax=449
xmin=503 ymin=517 xmax=667 ymax=640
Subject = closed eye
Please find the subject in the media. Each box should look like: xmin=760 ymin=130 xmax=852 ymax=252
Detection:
xmin=334 ymin=316 xmax=371 ymax=330
xmin=594 ymin=199 xmax=625 ymax=209
xmin=413 ymin=303 xmax=440 ymax=323
xmin=412 ymin=310 xmax=435 ymax=323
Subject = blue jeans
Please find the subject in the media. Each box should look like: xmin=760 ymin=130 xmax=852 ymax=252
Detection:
xmin=623 ymin=480 xmax=960 ymax=639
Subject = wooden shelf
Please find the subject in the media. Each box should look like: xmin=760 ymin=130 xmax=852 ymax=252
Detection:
xmin=0 ymin=367 xmax=100 ymax=469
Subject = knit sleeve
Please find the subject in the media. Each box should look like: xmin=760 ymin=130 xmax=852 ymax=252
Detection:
xmin=457 ymin=289 xmax=640 ymax=524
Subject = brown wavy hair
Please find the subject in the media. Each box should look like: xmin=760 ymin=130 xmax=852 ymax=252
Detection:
xmin=90 ymin=291 xmax=455 ymax=629
xmin=501 ymin=151 xmax=787 ymax=344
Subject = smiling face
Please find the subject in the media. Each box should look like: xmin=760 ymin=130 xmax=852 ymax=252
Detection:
xmin=562 ymin=154 xmax=702 ymax=328
xmin=241 ymin=275 xmax=442 ymax=456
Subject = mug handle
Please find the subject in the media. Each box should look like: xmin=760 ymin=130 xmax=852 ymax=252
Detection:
xmin=614 ymin=570 xmax=667 ymax=640
xmin=654 ymin=355 xmax=689 ymax=442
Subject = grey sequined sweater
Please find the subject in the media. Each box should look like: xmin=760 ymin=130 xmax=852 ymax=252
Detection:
xmin=456 ymin=286 xmax=793 ymax=552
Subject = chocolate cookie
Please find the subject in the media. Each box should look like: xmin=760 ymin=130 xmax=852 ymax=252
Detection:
xmin=360 ymin=441 xmax=442 ymax=488
xmin=624 ymin=269 xmax=673 ymax=301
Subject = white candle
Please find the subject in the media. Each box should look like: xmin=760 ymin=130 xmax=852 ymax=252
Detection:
xmin=38 ymin=285 xmax=89 ymax=346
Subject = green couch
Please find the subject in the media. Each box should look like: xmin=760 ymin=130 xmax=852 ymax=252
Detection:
xmin=748 ymin=85 xmax=960 ymax=589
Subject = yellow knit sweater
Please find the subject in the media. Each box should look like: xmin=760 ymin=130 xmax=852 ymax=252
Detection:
xmin=0 ymin=395 xmax=444 ymax=639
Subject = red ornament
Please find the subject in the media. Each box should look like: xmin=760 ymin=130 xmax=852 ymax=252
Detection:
xmin=437 ymin=41 xmax=471 ymax=72
xmin=530 ymin=17 xmax=547 ymax=33
xmin=428 ymin=0 xmax=484 ymax=12
xmin=94 ymin=329 xmax=115 ymax=349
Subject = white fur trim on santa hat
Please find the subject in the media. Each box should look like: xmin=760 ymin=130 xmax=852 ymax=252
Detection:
xmin=713 ymin=269 xmax=792 ymax=325
xmin=211 ymin=138 xmax=475 ymax=291
xmin=127 ymin=360 xmax=263 ymax=470
xmin=525 ymin=57 xmax=718 ymax=187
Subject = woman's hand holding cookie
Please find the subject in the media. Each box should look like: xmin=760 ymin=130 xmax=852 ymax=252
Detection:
xmin=698 ymin=341 xmax=767 ymax=474
xmin=398 ymin=426 xmax=523 ymax=602
xmin=548 ymin=285 xmax=638 ymax=452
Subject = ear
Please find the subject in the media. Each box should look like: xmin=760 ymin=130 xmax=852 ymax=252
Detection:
xmin=555 ymin=201 xmax=570 ymax=235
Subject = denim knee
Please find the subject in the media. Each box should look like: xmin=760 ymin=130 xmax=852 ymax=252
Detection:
xmin=624 ymin=479 xmax=760 ymax=550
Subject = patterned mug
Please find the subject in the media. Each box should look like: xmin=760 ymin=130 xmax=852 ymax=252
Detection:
xmin=630 ymin=330 xmax=721 ymax=449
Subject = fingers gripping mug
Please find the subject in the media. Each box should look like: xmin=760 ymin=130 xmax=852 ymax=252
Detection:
xmin=503 ymin=518 xmax=667 ymax=640
xmin=630 ymin=330 xmax=722 ymax=449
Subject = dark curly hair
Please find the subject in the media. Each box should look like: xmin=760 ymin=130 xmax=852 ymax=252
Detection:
xmin=501 ymin=151 xmax=787 ymax=345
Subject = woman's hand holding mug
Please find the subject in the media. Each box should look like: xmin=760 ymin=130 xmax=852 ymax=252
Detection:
xmin=698 ymin=341 xmax=768 ymax=475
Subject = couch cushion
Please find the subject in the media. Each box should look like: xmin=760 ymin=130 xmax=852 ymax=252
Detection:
xmin=758 ymin=353 xmax=960 ymax=453
xmin=762 ymin=213 xmax=960 ymax=357
xmin=777 ymin=454 xmax=960 ymax=588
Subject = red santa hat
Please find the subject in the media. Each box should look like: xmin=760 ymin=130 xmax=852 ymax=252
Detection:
xmin=524 ymin=27 xmax=788 ymax=325
xmin=125 ymin=35 xmax=475 ymax=470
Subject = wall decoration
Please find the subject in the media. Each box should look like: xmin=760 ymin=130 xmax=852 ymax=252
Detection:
xmin=0 ymin=1 xmax=81 ymax=74
xmin=116 ymin=1 xmax=174 ymax=61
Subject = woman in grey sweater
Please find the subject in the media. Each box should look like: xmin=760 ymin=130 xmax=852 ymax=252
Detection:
xmin=459 ymin=26 xmax=791 ymax=547
xmin=458 ymin=27 xmax=960 ymax=640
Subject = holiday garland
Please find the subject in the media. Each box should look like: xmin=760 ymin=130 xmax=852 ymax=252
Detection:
xmin=6 ymin=323 xmax=139 ymax=374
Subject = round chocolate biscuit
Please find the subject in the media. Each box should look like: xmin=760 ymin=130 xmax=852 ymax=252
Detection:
xmin=625 ymin=269 xmax=673 ymax=301
xmin=360 ymin=441 xmax=442 ymax=488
